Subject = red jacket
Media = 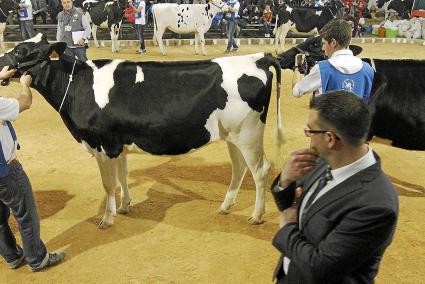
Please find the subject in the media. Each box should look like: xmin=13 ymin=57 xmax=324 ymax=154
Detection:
xmin=124 ymin=7 xmax=135 ymax=24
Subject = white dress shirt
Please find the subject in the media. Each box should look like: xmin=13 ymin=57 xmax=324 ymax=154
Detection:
xmin=292 ymin=49 xmax=364 ymax=97
xmin=0 ymin=97 xmax=20 ymax=162
xmin=284 ymin=146 xmax=377 ymax=275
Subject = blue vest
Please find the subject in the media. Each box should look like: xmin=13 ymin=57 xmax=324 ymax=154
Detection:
xmin=226 ymin=1 xmax=239 ymax=20
xmin=0 ymin=122 xmax=18 ymax=177
xmin=134 ymin=0 xmax=142 ymax=19
xmin=319 ymin=60 xmax=374 ymax=101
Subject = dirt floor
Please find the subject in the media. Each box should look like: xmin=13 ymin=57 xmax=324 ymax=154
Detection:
xmin=0 ymin=41 xmax=424 ymax=284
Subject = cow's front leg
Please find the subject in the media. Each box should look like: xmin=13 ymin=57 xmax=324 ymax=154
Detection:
xmin=0 ymin=23 xmax=5 ymax=50
xmin=194 ymin=33 xmax=199 ymax=55
xmin=92 ymin=25 xmax=100 ymax=48
xmin=198 ymin=31 xmax=207 ymax=56
xmin=95 ymin=154 xmax=120 ymax=228
xmin=116 ymin=154 xmax=131 ymax=214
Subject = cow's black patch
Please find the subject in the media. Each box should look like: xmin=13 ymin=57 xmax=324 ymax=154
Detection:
xmin=92 ymin=60 xmax=113 ymax=69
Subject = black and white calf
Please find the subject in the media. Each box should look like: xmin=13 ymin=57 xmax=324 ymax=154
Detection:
xmin=82 ymin=0 xmax=127 ymax=52
xmin=273 ymin=1 xmax=343 ymax=53
xmin=277 ymin=36 xmax=425 ymax=151
xmin=152 ymin=0 xmax=227 ymax=55
xmin=0 ymin=0 xmax=19 ymax=49
xmin=0 ymin=34 xmax=283 ymax=228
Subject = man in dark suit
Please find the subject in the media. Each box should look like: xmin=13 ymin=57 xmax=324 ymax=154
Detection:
xmin=271 ymin=90 xmax=398 ymax=284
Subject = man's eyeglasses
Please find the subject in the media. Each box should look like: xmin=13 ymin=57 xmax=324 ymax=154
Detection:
xmin=304 ymin=128 xmax=341 ymax=140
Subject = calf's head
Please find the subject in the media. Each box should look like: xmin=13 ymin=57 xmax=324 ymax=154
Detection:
xmin=0 ymin=33 xmax=67 ymax=85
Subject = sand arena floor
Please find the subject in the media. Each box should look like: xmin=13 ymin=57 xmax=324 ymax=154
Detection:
xmin=0 ymin=41 xmax=424 ymax=283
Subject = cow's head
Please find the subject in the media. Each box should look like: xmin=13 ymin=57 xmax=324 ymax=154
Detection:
xmin=277 ymin=36 xmax=325 ymax=72
xmin=0 ymin=33 xmax=67 ymax=85
xmin=0 ymin=0 xmax=20 ymax=13
xmin=209 ymin=0 xmax=227 ymax=12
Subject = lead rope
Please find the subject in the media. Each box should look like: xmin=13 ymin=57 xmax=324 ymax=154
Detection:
xmin=59 ymin=59 xmax=77 ymax=113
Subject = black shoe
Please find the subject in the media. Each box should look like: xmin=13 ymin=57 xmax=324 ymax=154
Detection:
xmin=7 ymin=255 xmax=25 ymax=269
xmin=29 ymin=252 xmax=66 ymax=272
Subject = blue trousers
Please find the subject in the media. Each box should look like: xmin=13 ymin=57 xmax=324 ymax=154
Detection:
xmin=0 ymin=162 xmax=47 ymax=268
xmin=134 ymin=24 xmax=146 ymax=51
xmin=226 ymin=19 xmax=238 ymax=50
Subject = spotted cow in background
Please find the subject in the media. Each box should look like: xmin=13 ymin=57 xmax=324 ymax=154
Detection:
xmin=273 ymin=0 xmax=343 ymax=53
xmin=82 ymin=0 xmax=127 ymax=52
xmin=152 ymin=0 xmax=227 ymax=55
xmin=0 ymin=34 xmax=283 ymax=228
xmin=0 ymin=0 xmax=19 ymax=49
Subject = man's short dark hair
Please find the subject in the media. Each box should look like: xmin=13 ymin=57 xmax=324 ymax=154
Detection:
xmin=320 ymin=19 xmax=352 ymax=48
xmin=310 ymin=90 xmax=371 ymax=146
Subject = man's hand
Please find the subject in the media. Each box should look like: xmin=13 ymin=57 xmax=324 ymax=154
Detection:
xmin=279 ymin=148 xmax=318 ymax=188
xmin=280 ymin=187 xmax=303 ymax=228
xmin=20 ymin=72 xmax=32 ymax=87
xmin=78 ymin=39 xmax=85 ymax=46
xmin=0 ymin=66 xmax=16 ymax=80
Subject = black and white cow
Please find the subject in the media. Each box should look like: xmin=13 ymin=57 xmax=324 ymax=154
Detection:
xmin=377 ymin=0 xmax=413 ymax=19
xmin=152 ymin=0 xmax=227 ymax=55
xmin=0 ymin=0 xmax=19 ymax=49
xmin=82 ymin=0 xmax=127 ymax=52
xmin=0 ymin=34 xmax=283 ymax=228
xmin=273 ymin=0 xmax=343 ymax=53
xmin=277 ymin=36 xmax=425 ymax=151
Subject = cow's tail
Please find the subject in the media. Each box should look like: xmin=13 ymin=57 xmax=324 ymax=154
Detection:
xmin=273 ymin=14 xmax=278 ymax=36
xmin=262 ymin=54 xmax=285 ymax=170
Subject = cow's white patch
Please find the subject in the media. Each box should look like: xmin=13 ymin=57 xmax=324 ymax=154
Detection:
xmin=135 ymin=66 xmax=144 ymax=83
xmin=24 ymin=33 xmax=43 ymax=43
xmin=105 ymin=1 xmax=114 ymax=6
xmin=82 ymin=0 xmax=98 ymax=5
xmin=0 ymin=54 xmax=4 ymax=57
xmin=315 ymin=11 xmax=322 ymax=16
xmin=286 ymin=6 xmax=293 ymax=13
xmin=86 ymin=60 xmax=124 ymax=109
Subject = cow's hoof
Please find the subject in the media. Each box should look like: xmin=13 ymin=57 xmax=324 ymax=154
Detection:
xmin=247 ymin=216 xmax=263 ymax=225
xmin=98 ymin=219 xmax=113 ymax=229
xmin=117 ymin=204 xmax=130 ymax=214
xmin=218 ymin=208 xmax=230 ymax=215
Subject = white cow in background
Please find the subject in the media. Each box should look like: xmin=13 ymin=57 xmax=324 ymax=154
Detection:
xmin=152 ymin=0 xmax=227 ymax=55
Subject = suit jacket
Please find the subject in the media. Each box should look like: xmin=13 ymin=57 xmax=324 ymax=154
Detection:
xmin=271 ymin=152 xmax=398 ymax=284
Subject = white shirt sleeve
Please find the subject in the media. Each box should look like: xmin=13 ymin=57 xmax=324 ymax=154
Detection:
xmin=0 ymin=97 xmax=19 ymax=122
xmin=292 ymin=64 xmax=322 ymax=98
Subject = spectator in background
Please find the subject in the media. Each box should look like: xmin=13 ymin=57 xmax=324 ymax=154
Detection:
xmin=31 ymin=0 xmax=47 ymax=24
xmin=225 ymin=0 xmax=240 ymax=52
xmin=49 ymin=0 xmax=62 ymax=23
xmin=18 ymin=0 xmax=36 ymax=40
xmin=128 ymin=0 xmax=147 ymax=54
xmin=250 ymin=6 xmax=261 ymax=24
xmin=262 ymin=4 xmax=272 ymax=37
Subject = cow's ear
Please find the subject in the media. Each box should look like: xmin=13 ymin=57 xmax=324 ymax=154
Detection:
xmin=49 ymin=42 xmax=67 ymax=58
xmin=349 ymin=45 xmax=362 ymax=56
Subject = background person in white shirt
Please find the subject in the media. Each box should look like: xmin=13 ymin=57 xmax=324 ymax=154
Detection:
xmin=129 ymin=0 xmax=146 ymax=54
xmin=271 ymin=90 xmax=398 ymax=284
xmin=292 ymin=19 xmax=374 ymax=101
xmin=18 ymin=0 xmax=36 ymax=40
xmin=0 ymin=67 xmax=65 ymax=272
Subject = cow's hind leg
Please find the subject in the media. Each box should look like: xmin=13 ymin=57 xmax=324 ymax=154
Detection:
xmin=240 ymin=147 xmax=270 ymax=224
xmin=0 ymin=23 xmax=5 ymax=50
xmin=117 ymin=154 xmax=131 ymax=214
xmin=219 ymin=142 xmax=247 ymax=214
xmin=198 ymin=31 xmax=207 ymax=56
xmin=194 ymin=32 xmax=199 ymax=55
xmin=155 ymin=28 xmax=166 ymax=55
xmin=95 ymin=153 xmax=121 ymax=228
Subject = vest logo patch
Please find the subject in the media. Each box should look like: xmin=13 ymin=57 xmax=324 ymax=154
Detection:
xmin=342 ymin=79 xmax=355 ymax=92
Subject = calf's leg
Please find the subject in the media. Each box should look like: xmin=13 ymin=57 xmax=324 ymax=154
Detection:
xmin=116 ymin=154 xmax=131 ymax=214
xmin=95 ymin=153 xmax=121 ymax=228
xmin=92 ymin=25 xmax=100 ymax=48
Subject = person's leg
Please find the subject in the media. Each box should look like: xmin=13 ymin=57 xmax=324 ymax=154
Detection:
xmin=226 ymin=20 xmax=236 ymax=51
xmin=19 ymin=21 xmax=27 ymax=40
xmin=140 ymin=24 xmax=146 ymax=51
xmin=3 ymin=163 xmax=47 ymax=269
xmin=0 ymin=197 xmax=24 ymax=266
xmin=73 ymin=47 xmax=88 ymax=62
xmin=134 ymin=24 xmax=143 ymax=51
xmin=232 ymin=20 xmax=238 ymax=49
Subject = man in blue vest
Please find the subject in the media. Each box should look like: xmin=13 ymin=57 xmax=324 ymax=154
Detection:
xmin=225 ymin=0 xmax=240 ymax=53
xmin=129 ymin=0 xmax=147 ymax=54
xmin=56 ymin=0 xmax=91 ymax=61
xmin=0 ymin=67 xmax=65 ymax=272
xmin=292 ymin=19 xmax=374 ymax=101
xmin=18 ymin=0 xmax=36 ymax=40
